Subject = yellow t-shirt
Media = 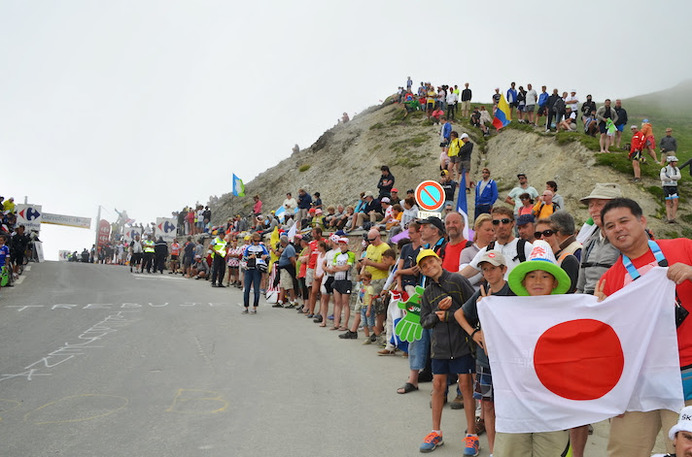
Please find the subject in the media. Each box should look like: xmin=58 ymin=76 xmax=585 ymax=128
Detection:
xmin=533 ymin=202 xmax=556 ymax=219
xmin=447 ymin=138 xmax=462 ymax=157
xmin=365 ymin=242 xmax=391 ymax=280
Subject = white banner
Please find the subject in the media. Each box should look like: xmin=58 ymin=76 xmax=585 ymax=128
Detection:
xmin=15 ymin=204 xmax=42 ymax=232
xmin=155 ymin=217 xmax=177 ymax=242
xmin=42 ymin=212 xmax=91 ymax=229
xmin=478 ymin=267 xmax=682 ymax=433
xmin=123 ymin=227 xmax=141 ymax=244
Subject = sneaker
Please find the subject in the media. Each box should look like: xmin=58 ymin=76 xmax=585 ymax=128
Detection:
xmin=217 ymin=284 xmax=226 ymax=288
xmin=339 ymin=330 xmax=358 ymax=339
xmin=463 ymin=434 xmax=480 ymax=456
xmin=419 ymin=431 xmax=444 ymax=453
xmin=283 ymin=302 xmax=296 ymax=309
xmin=327 ymin=314 xmax=334 ymax=320
xmin=362 ymin=336 xmax=372 ymax=345
xmin=370 ymin=334 xmax=377 ymax=343
xmin=250 ymin=309 xmax=257 ymax=314
xmin=211 ymin=283 xmax=217 ymax=287
xmin=450 ymin=394 xmax=464 ymax=410
xmin=272 ymin=302 xmax=283 ymax=308
xmin=242 ymin=309 xmax=249 ymax=314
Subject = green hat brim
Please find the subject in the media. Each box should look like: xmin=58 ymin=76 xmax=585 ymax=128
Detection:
xmin=507 ymin=260 xmax=571 ymax=296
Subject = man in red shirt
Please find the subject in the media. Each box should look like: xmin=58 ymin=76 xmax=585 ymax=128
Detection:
xmin=629 ymin=125 xmax=646 ymax=182
xmin=305 ymin=226 xmax=324 ymax=317
xmin=597 ymin=198 xmax=692 ymax=457
xmin=441 ymin=211 xmax=468 ymax=273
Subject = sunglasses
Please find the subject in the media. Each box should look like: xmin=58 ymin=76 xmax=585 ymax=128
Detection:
xmin=492 ymin=218 xmax=513 ymax=225
xmin=367 ymin=238 xmax=376 ymax=242
xmin=534 ymin=229 xmax=555 ymax=238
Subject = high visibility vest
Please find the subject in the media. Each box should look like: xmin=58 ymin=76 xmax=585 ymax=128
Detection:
xmin=143 ymin=240 xmax=155 ymax=253
xmin=211 ymin=238 xmax=227 ymax=258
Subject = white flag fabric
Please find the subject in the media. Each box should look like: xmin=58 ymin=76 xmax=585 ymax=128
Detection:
xmin=478 ymin=267 xmax=683 ymax=433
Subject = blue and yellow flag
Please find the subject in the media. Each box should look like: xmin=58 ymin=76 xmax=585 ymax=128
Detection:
xmin=232 ymin=174 xmax=245 ymax=197
xmin=492 ymin=94 xmax=511 ymax=130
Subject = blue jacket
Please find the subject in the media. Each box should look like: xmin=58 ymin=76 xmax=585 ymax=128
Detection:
xmin=475 ymin=179 xmax=498 ymax=206
xmin=506 ymin=88 xmax=517 ymax=104
xmin=538 ymin=92 xmax=549 ymax=107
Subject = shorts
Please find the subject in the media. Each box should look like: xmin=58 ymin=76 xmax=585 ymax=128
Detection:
xmin=449 ymin=155 xmax=460 ymax=164
xmin=517 ymin=104 xmax=525 ymax=112
xmin=333 ymin=279 xmax=352 ymax=295
xmin=439 ymin=151 xmax=450 ymax=166
xmin=537 ymin=105 xmax=547 ymax=116
xmin=306 ymin=267 xmax=315 ymax=286
xmin=431 ymin=354 xmax=475 ymax=375
xmin=645 ymin=136 xmax=656 ymax=149
xmin=170 ymin=254 xmax=179 ymax=261
xmin=279 ymin=268 xmax=294 ymax=289
xmin=664 ymin=186 xmax=679 ymax=200
xmin=11 ymin=251 xmax=24 ymax=265
xmin=461 ymin=100 xmax=470 ymax=111
xmin=629 ymin=149 xmax=643 ymax=161
xmin=474 ymin=364 xmax=494 ymax=402
xmin=598 ymin=122 xmax=608 ymax=134
xmin=360 ymin=306 xmax=376 ymax=328
xmin=131 ymin=252 xmax=143 ymax=265
xmin=439 ymin=140 xmax=449 ymax=148
xmin=458 ymin=159 xmax=471 ymax=172
xmin=196 ymin=222 xmax=204 ymax=228
xmin=323 ymin=276 xmax=334 ymax=294
xmin=616 ymin=123 xmax=625 ymax=132
xmin=524 ymin=104 xmax=535 ymax=112
xmin=509 ymin=102 xmax=518 ymax=108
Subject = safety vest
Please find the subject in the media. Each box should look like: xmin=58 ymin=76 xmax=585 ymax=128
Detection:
xmin=211 ymin=238 xmax=227 ymax=258
xmin=143 ymin=240 xmax=155 ymax=253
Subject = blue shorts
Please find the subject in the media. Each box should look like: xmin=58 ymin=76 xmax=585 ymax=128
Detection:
xmin=616 ymin=124 xmax=625 ymax=132
xmin=360 ymin=307 xmax=375 ymax=329
xmin=431 ymin=354 xmax=475 ymax=375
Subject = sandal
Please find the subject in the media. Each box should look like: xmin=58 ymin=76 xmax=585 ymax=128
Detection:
xmin=329 ymin=326 xmax=339 ymax=331
xmin=319 ymin=324 xmax=327 ymax=328
xmin=397 ymin=382 xmax=419 ymax=394
xmin=377 ymin=349 xmax=396 ymax=356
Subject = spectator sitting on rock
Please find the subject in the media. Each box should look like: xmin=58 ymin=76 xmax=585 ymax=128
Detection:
xmin=558 ymin=107 xmax=577 ymax=131
xmin=353 ymin=191 xmax=383 ymax=231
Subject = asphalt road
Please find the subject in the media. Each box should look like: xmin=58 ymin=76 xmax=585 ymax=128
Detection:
xmin=0 ymin=261 xmax=664 ymax=456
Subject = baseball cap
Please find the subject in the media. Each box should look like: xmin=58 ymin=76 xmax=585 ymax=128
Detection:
xmin=440 ymin=169 xmax=450 ymax=177
xmin=579 ymin=183 xmax=623 ymax=203
xmin=391 ymin=188 xmax=399 ymax=193
xmin=329 ymin=234 xmax=340 ymax=243
xmin=460 ymin=133 xmax=469 ymax=140
xmin=419 ymin=216 xmax=445 ymax=233
xmin=364 ymin=191 xmax=374 ymax=198
xmin=381 ymin=197 xmax=391 ymax=204
xmin=516 ymin=214 xmax=535 ymax=227
xmin=477 ymin=250 xmax=506 ymax=267
xmin=416 ymin=248 xmax=440 ymax=264
xmin=630 ymin=125 xmax=637 ymax=130
xmin=667 ymin=156 xmax=679 ymax=162
xmin=338 ymin=237 xmax=349 ymax=244
xmin=669 ymin=406 xmax=692 ymax=439
xmin=517 ymin=173 xmax=527 ymax=178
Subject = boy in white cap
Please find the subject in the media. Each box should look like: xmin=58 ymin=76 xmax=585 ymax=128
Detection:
xmin=653 ymin=405 xmax=692 ymax=456
xmin=493 ymin=240 xmax=571 ymax=457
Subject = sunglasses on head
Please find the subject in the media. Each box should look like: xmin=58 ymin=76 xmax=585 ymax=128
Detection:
xmin=534 ymin=229 xmax=555 ymax=238
xmin=492 ymin=218 xmax=512 ymax=225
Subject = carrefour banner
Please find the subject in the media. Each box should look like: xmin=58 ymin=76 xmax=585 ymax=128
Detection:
xmin=15 ymin=204 xmax=42 ymax=232
xmin=155 ymin=217 xmax=177 ymax=242
xmin=123 ymin=227 xmax=141 ymax=244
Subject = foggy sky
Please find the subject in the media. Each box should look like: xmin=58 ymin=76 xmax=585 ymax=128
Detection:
xmin=2 ymin=0 xmax=691 ymax=259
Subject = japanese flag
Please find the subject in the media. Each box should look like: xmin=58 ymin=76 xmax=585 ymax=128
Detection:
xmin=478 ymin=267 xmax=683 ymax=433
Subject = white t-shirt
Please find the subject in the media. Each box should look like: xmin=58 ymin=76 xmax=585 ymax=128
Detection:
xmin=525 ymin=89 xmax=538 ymax=105
xmin=469 ymin=238 xmax=534 ymax=279
xmin=565 ymin=95 xmax=579 ymax=111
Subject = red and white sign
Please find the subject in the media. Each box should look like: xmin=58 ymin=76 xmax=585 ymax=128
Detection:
xmin=98 ymin=219 xmax=111 ymax=247
xmin=414 ymin=180 xmax=446 ymax=212
xmin=478 ymin=267 xmax=682 ymax=433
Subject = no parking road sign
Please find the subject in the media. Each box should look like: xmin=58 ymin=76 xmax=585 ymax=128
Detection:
xmin=415 ymin=181 xmax=446 ymax=212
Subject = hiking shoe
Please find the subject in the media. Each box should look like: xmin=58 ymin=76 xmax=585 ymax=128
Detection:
xmin=217 ymin=284 xmax=226 ymax=288
xmin=450 ymin=394 xmax=464 ymax=410
xmin=370 ymin=334 xmax=377 ymax=343
xmin=272 ymin=302 xmax=283 ymax=308
xmin=475 ymin=417 xmax=485 ymax=436
xmin=419 ymin=432 xmax=443 ymax=453
xmin=463 ymin=434 xmax=480 ymax=456
xmin=339 ymin=330 xmax=358 ymax=339
xmin=283 ymin=302 xmax=296 ymax=309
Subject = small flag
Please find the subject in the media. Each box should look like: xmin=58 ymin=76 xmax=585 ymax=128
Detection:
xmin=456 ymin=171 xmax=470 ymax=239
xmin=232 ymin=174 xmax=245 ymax=197
xmin=492 ymin=94 xmax=511 ymax=130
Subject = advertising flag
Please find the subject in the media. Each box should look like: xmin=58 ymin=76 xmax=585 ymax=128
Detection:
xmin=155 ymin=217 xmax=177 ymax=242
xmin=478 ymin=267 xmax=682 ymax=433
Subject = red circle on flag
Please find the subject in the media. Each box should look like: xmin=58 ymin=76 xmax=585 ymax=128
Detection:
xmin=533 ymin=319 xmax=624 ymax=401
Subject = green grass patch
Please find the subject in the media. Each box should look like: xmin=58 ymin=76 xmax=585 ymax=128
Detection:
xmin=370 ymin=122 xmax=385 ymax=130
xmin=683 ymin=227 xmax=692 ymax=239
xmin=299 ymin=164 xmax=311 ymax=172
xmin=372 ymin=144 xmax=382 ymax=151
xmin=681 ymin=213 xmax=692 ymax=224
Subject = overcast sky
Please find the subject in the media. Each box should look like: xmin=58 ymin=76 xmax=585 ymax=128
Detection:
xmin=2 ymin=0 xmax=691 ymax=259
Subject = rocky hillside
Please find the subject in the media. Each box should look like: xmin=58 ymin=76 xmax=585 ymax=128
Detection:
xmin=213 ymin=100 xmax=691 ymax=238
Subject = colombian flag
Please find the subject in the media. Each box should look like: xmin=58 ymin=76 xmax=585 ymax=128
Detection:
xmin=492 ymin=94 xmax=511 ymax=130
